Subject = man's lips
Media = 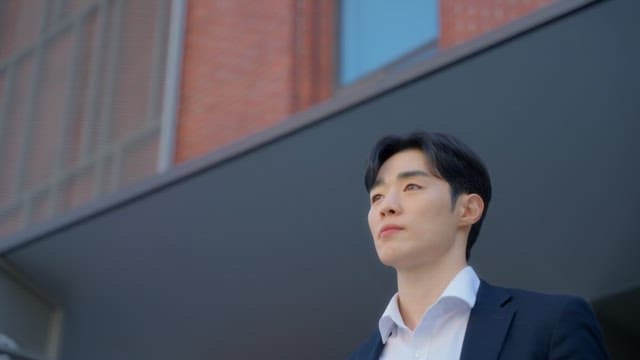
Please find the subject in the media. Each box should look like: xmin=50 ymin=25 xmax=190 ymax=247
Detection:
xmin=379 ymin=225 xmax=404 ymax=238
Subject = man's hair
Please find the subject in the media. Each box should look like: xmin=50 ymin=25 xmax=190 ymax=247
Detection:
xmin=364 ymin=131 xmax=492 ymax=260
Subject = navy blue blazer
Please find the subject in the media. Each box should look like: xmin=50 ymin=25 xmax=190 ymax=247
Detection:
xmin=349 ymin=281 xmax=609 ymax=360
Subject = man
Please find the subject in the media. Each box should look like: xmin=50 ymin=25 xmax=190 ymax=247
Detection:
xmin=349 ymin=131 xmax=609 ymax=359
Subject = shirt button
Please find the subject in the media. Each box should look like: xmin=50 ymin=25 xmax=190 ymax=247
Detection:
xmin=414 ymin=352 xmax=422 ymax=358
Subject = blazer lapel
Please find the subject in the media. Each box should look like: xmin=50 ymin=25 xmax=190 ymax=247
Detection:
xmin=459 ymin=281 xmax=515 ymax=360
xmin=352 ymin=329 xmax=384 ymax=360
xmin=367 ymin=340 xmax=384 ymax=360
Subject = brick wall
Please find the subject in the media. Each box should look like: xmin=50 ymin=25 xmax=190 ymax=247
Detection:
xmin=440 ymin=0 xmax=556 ymax=49
xmin=291 ymin=0 xmax=335 ymax=113
xmin=175 ymin=0 xmax=334 ymax=163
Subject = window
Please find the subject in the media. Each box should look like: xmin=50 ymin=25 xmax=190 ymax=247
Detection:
xmin=339 ymin=0 xmax=439 ymax=85
xmin=0 ymin=0 xmax=173 ymax=240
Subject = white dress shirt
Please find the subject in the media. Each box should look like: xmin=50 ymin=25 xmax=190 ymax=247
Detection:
xmin=378 ymin=266 xmax=480 ymax=360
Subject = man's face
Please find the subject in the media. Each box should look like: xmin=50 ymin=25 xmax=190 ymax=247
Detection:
xmin=367 ymin=149 xmax=464 ymax=271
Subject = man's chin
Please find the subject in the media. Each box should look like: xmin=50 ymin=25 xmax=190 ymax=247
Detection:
xmin=376 ymin=251 xmax=410 ymax=269
xmin=377 ymin=250 xmax=440 ymax=272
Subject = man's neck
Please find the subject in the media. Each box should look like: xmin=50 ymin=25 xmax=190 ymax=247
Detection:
xmin=395 ymin=253 xmax=467 ymax=331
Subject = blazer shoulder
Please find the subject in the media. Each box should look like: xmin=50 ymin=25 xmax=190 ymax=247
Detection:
xmin=485 ymin=281 xmax=588 ymax=312
xmin=480 ymin=282 xmax=609 ymax=359
xmin=478 ymin=282 xmax=593 ymax=337
xmin=348 ymin=329 xmax=383 ymax=360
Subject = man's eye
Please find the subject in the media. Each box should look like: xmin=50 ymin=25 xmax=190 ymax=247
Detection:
xmin=405 ymin=183 xmax=421 ymax=191
xmin=371 ymin=194 xmax=382 ymax=203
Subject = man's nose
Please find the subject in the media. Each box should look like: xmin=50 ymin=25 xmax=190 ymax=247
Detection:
xmin=380 ymin=193 xmax=401 ymax=216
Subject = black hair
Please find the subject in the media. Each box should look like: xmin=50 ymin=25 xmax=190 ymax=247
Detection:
xmin=364 ymin=131 xmax=492 ymax=260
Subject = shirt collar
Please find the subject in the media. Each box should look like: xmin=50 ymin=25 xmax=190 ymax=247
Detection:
xmin=378 ymin=266 xmax=480 ymax=343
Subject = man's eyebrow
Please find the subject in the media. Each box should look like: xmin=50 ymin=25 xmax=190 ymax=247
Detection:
xmin=371 ymin=170 xmax=429 ymax=190
xmin=397 ymin=170 xmax=430 ymax=179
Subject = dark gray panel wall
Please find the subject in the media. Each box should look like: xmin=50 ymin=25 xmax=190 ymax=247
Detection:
xmin=0 ymin=265 xmax=56 ymax=357
xmin=4 ymin=0 xmax=639 ymax=359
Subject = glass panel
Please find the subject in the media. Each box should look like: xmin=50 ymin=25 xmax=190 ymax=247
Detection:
xmin=29 ymin=190 xmax=51 ymax=225
xmin=0 ymin=0 xmax=47 ymax=60
xmin=120 ymin=131 xmax=159 ymax=189
xmin=25 ymin=31 xmax=74 ymax=194
xmin=63 ymin=0 xmax=99 ymax=14
xmin=66 ymin=9 xmax=99 ymax=168
xmin=0 ymin=0 xmax=166 ymax=240
xmin=62 ymin=166 xmax=95 ymax=212
xmin=0 ymin=206 xmax=22 ymax=239
xmin=0 ymin=56 xmax=35 ymax=207
xmin=340 ymin=0 xmax=439 ymax=85
xmin=110 ymin=0 xmax=165 ymax=143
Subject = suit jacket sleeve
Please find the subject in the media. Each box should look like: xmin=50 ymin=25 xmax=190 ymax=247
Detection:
xmin=548 ymin=296 xmax=609 ymax=359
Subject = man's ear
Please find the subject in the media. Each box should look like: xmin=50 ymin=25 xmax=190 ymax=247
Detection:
xmin=459 ymin=193 xmax=484 ymax=226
